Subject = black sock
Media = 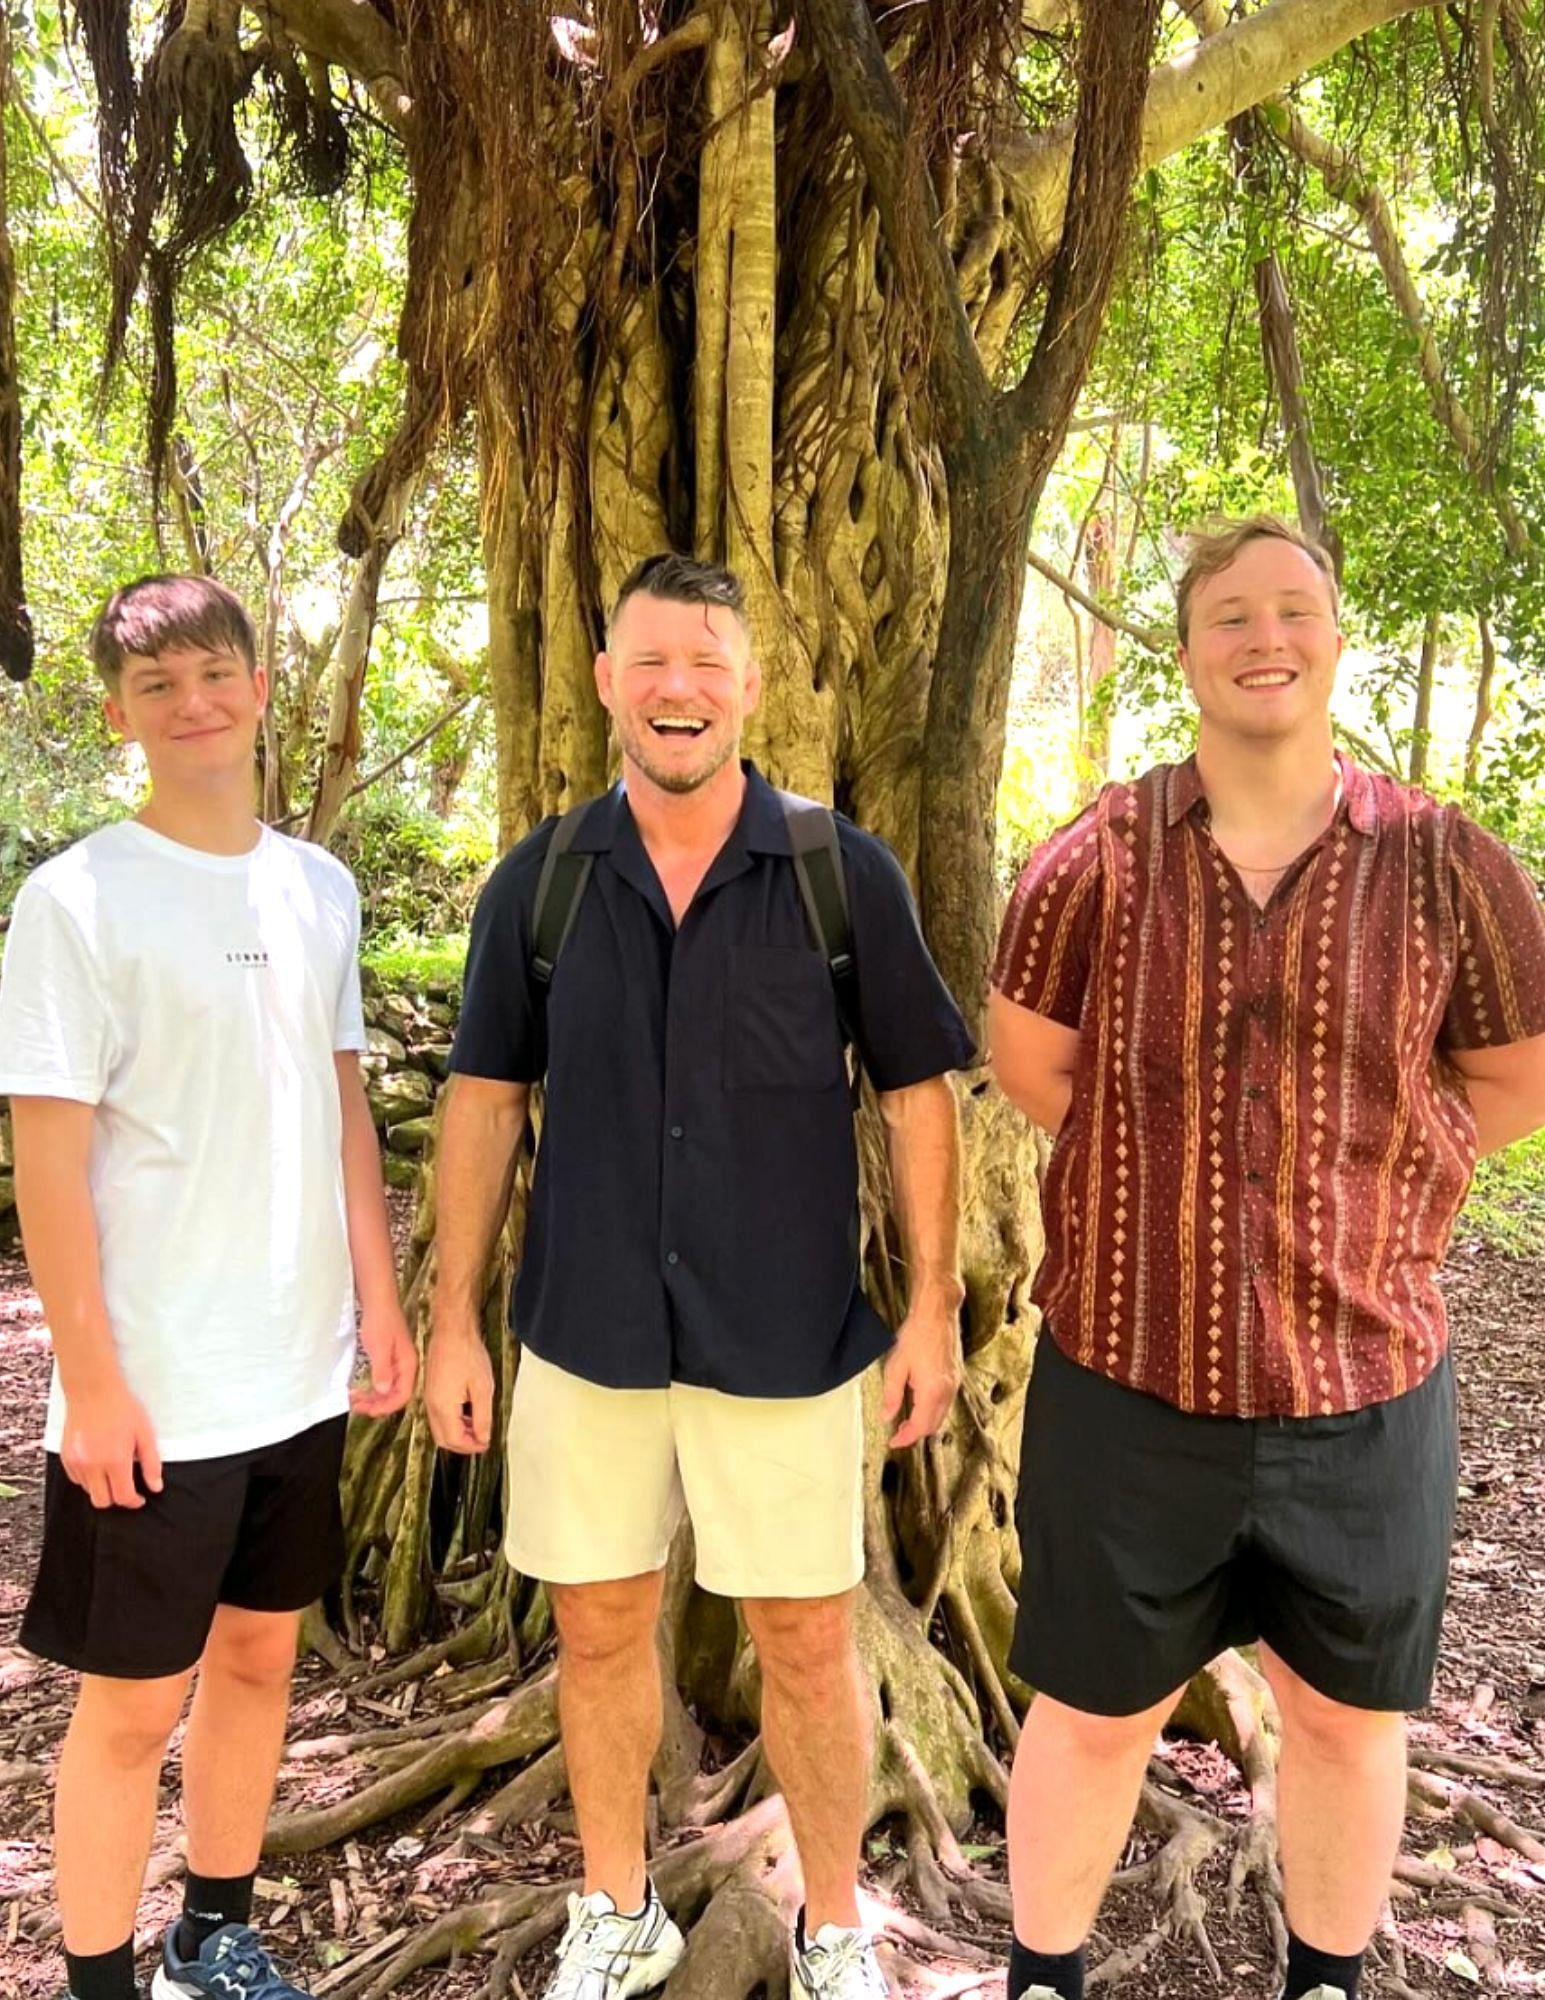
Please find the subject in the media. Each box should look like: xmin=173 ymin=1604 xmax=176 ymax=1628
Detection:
xmin=1283 ymin=1932 xmax=1363 ymax=2000
xmin=65 ymin=1940 xmax=137 ymax=2000
xmin=1009 ymin=1938 xmax=1085 ymax=2000
xmin=176 ymin=1872 xmax=256 ymax=1958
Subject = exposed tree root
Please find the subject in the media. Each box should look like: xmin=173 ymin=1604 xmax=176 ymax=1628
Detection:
xmin=1407 ymin=1765 xmax=1545 ymax=1860
xmin=1409 ymin=1744 xmax=1545 ymax=1791
xmin=265 ymin=1673 xmax=558 ymax=1855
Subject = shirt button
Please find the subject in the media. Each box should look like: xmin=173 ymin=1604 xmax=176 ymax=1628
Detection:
xmin=1246 ymin=1083 xmax=1265 ymax=1100
xmin=666 ymin=1250 xmax=680 ymax=1267
xmin=669 ymin=1125 xmax=684 ymax=1140
xmin=1247 ymin=1169 xmax=1264 ymax=1184
xmin=1250 ymin=1258 xmax=1263 ymax=1276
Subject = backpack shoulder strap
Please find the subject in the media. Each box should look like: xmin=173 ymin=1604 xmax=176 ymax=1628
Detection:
xmin=530 ymin=800 xmax=597 ymax=987
xmin=779 ymin=792 xmax=859 ymax=1053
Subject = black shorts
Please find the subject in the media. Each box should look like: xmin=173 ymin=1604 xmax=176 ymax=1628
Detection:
xmin=20 ymin=1414 xmax=348 ymax=1680
xmin=1013 ymin=1336 xmax=1458 ymax=1716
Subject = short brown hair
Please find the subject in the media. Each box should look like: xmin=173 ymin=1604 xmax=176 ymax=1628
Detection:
xmin=609 ymin=553 xmax=747 ymax=638
xmin=1176 ymin=516 xmax=1339 ymax=646
xmin=90 ymin=575 xmax=258 ymax=687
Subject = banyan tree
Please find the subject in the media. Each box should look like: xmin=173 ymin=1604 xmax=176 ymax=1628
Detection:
xmin=40 ymin=0 xmax=1545 ymax=1990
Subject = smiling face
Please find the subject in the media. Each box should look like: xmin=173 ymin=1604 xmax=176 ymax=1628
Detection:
xmin=595 ymin=590 xmax=762 ymax=797
xmin=1179 ymin=535 xmax=1342 ymax=746
xmin=105 ymin=643 xmax=268 ymax=790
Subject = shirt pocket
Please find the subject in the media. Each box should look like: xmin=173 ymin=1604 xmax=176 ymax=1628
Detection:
xmin=724 ymin=944 xmax=846 ymax=1091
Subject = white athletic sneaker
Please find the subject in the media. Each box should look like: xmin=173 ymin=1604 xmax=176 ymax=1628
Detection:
xmin=1297 ymin=1990 xmax=1348 ymax=2000
xmin=790 ymin=1919 xmax=890 ymax=1999
xmin=542 ymin=1886 xmax=685 ymax=2000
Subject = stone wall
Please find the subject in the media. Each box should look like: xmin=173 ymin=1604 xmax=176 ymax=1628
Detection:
xmin=0 ymin=973 xmax=454 ymax=1245
xmin=359 ymin=968 xmax=457 ymax=1188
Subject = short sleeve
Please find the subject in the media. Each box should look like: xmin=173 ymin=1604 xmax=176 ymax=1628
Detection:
xmin=841 ymin=831 xmax=976 ymax=1091
xmin=0 ymin=879 xmax=116 ymax=1102
xmin=333 ymin=878 xmax=367 ymax=1052
xmin=1441 ymin=813 xmax=1545 ymax=1051
xmin=991 ymin=806 xmax=1102 ymax=1030
xmin=449 ymin=831 xmax=550 ymax=1084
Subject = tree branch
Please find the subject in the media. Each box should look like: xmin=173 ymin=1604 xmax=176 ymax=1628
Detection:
xmin=282 ymin=693 xmax=476 ymax=834
xmin=1261 ymin=97 xmax=1530 ymax=557
xmin=265 ymin=0 xmax=411 ymax=133
xmin=997 ymin=0 xmax=1431 ymax=264
xmin=1027 ymin=545 xmax=1172 ymax=653
xmin=795 ymin=0 xmax=992 ymax=446
xmin=1009 ymin=0 xmax=1162 ymax=441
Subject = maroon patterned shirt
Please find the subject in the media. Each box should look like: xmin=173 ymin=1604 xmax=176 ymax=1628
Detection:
xmin=993 ymin=757 xmax=1545 ymax=1418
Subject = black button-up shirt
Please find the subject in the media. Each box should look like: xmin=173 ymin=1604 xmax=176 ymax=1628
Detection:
xmin=452 ymin=764 xmax=975 ymax=1397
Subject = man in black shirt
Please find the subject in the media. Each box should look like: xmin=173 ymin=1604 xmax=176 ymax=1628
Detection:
xmin=426 ymin=555 xmax=974 ymax=2000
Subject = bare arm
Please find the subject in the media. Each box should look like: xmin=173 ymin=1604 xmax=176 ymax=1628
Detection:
xmin=987 ymin=987 xmax=1081 ymax=1136
xmin=11 ymin=1096 xmax=162 ymax=1508
xmin=875 ymin=1073 xmax=965 ymax=1448
xmin=424 ymin=1073 xmax=530 ymax=1453
xmin=1449 ymin=1031 xmax=1545 ymax=1158
xmin=335 ymin=1052 xmax=417 ymax=1416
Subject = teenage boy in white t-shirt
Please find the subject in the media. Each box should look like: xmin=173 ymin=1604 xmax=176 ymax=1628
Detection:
xmin=0 ymin=576 xmax=416 ymax=2000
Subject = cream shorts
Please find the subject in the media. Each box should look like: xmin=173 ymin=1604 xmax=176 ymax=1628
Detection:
xmin=503 ymin=1349 xmax=865 ymax=1599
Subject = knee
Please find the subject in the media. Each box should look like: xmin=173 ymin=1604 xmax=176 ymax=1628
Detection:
xmin=552 ymin=1578 xmax=661 ymax=1667
xmin=201 ymin=1612 xmax=300 ymax=1692
xmin=744 ymin=1593 xmax=854 ymax=1686
xmin=75 ymin=1675 xmax=188 ymax=1767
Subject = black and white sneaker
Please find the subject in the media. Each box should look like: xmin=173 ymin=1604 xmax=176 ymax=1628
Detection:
xmin=152 ymin=1924 xmax=313 ymax=2000
xmin=542 ymin=1886 xmax=685 ymax=1999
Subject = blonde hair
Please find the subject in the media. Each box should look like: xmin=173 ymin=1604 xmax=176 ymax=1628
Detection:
xmin=1176 ymin=515 xmax=1339 ymax=645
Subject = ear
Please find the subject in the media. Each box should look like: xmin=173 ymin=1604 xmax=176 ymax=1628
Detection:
xmin=741 ymin=647 xmax=763 ymax=719
xmin=594 ymin=649 xmax=616 ymax=713
xmin=1176 ymin=643 xmax=1196 ymax=694
xmin=252 ymin=662 xmax=270 ymax=717
xmin=104 ymin=691 xmax=134 ymax=743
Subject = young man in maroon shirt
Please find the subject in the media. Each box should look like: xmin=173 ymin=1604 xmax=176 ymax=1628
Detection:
xmin=990 ymin=517 xmax=1545 ymax=2000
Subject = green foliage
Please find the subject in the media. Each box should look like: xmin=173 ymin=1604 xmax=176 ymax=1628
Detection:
xmin=361 ymin=929 xmax=470 ymax=998
xmin=1461 ymin=1130 xmax=1545 ymax=1260
xmin=2 ymin=5 xmax=495 ymax=860
xmin=331 ymin=799 xmax=494 ymax=941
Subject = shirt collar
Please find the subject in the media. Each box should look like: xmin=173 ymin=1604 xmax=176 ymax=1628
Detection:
xmin=567 ymin=760 xmax=792 ymax=855
xmin=1165 ymin=752 xmax=1376 ymax=835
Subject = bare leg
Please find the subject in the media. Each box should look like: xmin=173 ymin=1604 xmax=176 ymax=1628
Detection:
xmin=551 ymin=1572 xmax=668 ymax=1911
xmin=180 ymin=1606 xmax=303 ymax=1878
xmin=1260 ymin=1644 xmax=1407 ymax=1956
xmin=55 ymin=1672 xmax=192 ymax=1953
xmin=742 ymin=1591 xmax=869 ymax=1933
xmin=1007 ymin=1687 xmax=1183 ymax=1953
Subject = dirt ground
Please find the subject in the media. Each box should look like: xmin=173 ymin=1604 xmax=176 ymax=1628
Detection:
xmin=1 ymin=1228 xmax=1542 ymax=1999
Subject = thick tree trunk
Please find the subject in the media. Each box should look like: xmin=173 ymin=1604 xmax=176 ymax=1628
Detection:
xmin=304 ymin=477 xmax=411 ymax=844
xmin=1409 ymin=605 xmax=1441 ymax=787
xmin=0 ymin=10 xmax=33 ymax=684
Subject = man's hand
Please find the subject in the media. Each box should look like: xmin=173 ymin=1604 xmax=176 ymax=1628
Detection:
xmin=352 ymin=1304 xmax=419 ymax=1418
xmin=882 ymin=1297 xmax=964 ymax=1449
xmin=61 ymin=1379 xmax=163 ymax=1509
xmin=425 ymin=1319 xmax=495 ymax=1454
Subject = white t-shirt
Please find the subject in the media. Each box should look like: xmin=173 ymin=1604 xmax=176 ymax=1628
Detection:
xmin=0 ymin=821 xmax=367 ymax=1459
